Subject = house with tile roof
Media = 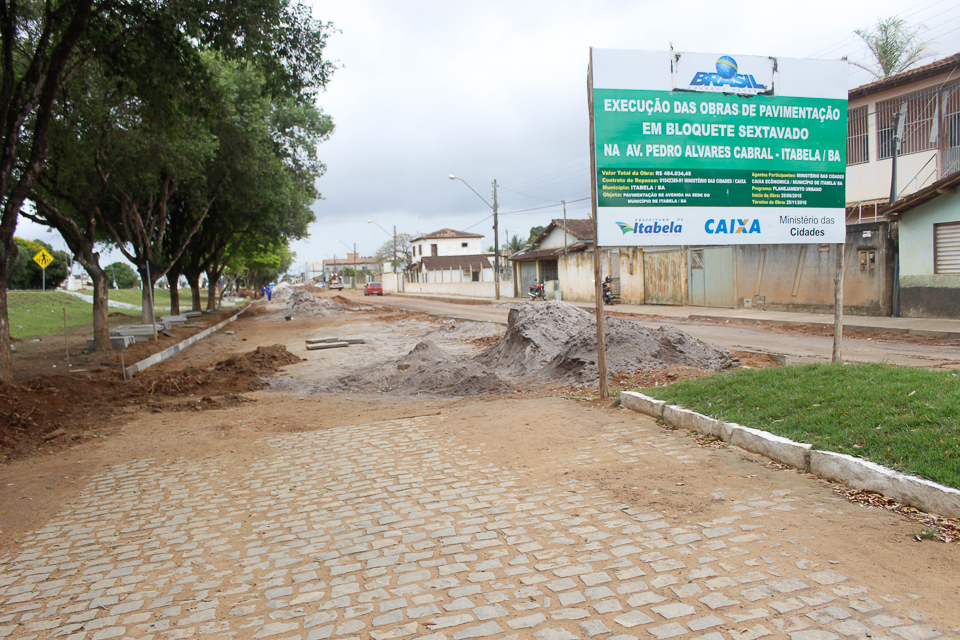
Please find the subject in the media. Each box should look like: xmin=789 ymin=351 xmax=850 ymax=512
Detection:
xmin=404 ymin=228 xmax=506 ymax=296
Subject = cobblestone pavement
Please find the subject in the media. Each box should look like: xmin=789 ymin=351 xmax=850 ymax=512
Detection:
xmin=0 ymin=415 xmax=955 ymax=640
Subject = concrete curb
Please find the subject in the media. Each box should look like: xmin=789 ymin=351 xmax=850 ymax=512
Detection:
xmin=619 ymin=390 xmax=960 ymax=518
xmin=123 ymin=304 xmax=250 ymax=379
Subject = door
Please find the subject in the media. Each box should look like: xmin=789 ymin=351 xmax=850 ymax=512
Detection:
xmin=519 ymin=262 xmax=538 ymax=296
xmin=643 ymin=249 xmax=684 ymax=305
xmin=688 ymin=246 xmax=735 ymax=307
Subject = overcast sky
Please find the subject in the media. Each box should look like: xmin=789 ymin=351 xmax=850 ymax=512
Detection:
xmin=17 ymin=0 xmax=960 ymax=273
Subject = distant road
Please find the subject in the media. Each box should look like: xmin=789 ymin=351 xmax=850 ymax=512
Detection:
xmin=345 ymin=291 xmax=960 ymax=369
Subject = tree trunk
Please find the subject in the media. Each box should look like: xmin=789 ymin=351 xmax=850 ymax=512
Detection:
xmin=88 ymin=266 xmax=111 ymax=352
xmin=141 ymin=277 xmax=156 ymax=324
xmin=186 ymin=272 xmax=202 ymax=312
xmin=0 ymin=236 xmax=16 ymax=383
xmin=205 ymin=269 xmax=218 ymax=310
xmin=167 ymin=270 xmax=181 ymax=316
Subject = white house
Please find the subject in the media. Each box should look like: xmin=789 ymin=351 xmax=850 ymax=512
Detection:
xmin=404 ymin=228 xmax=506 ymax=297
xmin=410 ymin=228 xmax=484 ymax=259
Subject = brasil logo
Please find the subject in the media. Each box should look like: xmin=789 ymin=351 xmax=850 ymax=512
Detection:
xmin=689 ymin=55 xmax=766 ymax=93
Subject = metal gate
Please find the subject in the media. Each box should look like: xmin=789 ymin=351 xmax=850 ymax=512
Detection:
xmin=519 ymin=262 xmax=538 ymax=296
xmin=643 ymin=249 xmax=684 ymax=305
xmin=688 ymin=246 xmax=735 ymax=307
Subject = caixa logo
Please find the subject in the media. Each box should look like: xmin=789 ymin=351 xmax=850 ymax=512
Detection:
xmin=617 ymin=219 xmax=682 ymax=235
xmin=689 ymin=56 xmax=766 ymax=94
xmin=705 ymin=218 xmax=761 ymax=234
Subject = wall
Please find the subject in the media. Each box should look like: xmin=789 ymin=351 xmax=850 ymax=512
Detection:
xmin=898 ymin=192 xmax=960 ymax=317
xmin=539 ymin=227 xmax=580 ymax=251
xmin=418 ymin=267 xmax=493 ymax=283
xmin=734 ymin=222 xmax=893 ymax=316
xmin=616 ymin=247 xmax=645 ymax=304
xmin=402 ymin=281 xmax=515 ymax=298
xmin=558 ymin=251 xmax=599 ymax=302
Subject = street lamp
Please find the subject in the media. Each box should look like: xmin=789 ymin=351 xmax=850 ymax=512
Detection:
xmin=448 ymin=174 xmax=500 ymax=300
xmin=368 ymin=220 xmax=402 ymax=292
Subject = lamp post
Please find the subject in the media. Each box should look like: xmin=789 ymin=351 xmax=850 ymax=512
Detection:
xmin=448 ymin=174 xmax=499 ymax=300
xmin=368 ymin=220 xmax=401 ymax=292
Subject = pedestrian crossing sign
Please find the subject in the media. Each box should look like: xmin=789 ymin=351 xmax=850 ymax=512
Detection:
xmin=33 ymin=249 xmax=54 ymax=269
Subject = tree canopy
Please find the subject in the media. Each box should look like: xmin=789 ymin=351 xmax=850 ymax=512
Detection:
xmin=853 ymin=17 xmax=929 ymax=79
xmin=0 ymin=1 xmax=336 ymax=378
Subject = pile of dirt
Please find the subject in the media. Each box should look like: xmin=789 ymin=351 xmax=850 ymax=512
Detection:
xmin=475 ymin=301 xmax=593 ymax=379
xmin=142 ymin=345 xmax=302 ymax=396
xmin=283 ymin=290 xmax=350 ymax=319
xmin=271 ymin=282 xmax=294 ymax=301
xmin=0 ymin=344 xmax=300 ymax=460
xmin=335 ymin=340 xmax=510 ymax=396
xmin=478 ymin=302 xmax=736 ymax=384
xmin=332 ymin=302 xmax=734 ymax=397
xmin=539 ymin=316 xmax=737 ymax=384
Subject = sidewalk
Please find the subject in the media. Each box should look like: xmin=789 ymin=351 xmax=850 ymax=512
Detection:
xmin=388 ymin=290 xmax=960 ymax=339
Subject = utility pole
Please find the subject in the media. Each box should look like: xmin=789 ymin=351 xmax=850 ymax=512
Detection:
xmin=353 ymin=243 xmax=358 ymax=289
xmin=889 ymin=110 xmax=902 ymax=204
xmin=562 ymin=200 xmax=568 ymax=255
xmin=492 ymin=179 xmax=500 ymax=300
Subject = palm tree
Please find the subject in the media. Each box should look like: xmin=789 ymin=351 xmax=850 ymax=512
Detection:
xmin=853 ymin=17 xmax=929 ymax=79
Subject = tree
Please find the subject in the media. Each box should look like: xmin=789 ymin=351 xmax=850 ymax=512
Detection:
xmin=504 ymin=233 xmax=525 ymax=253
xmin=8 ymin=238 xmax=68 ymax=290
xmin=853 ymin=17 xmax=929 ymax=79
xmin=0 ymin=0 xmax=337 ymax=380
xmin=527 ymin=225 xmax=546 ymax=244
xmin=106 ymin=262 xmax=138 ymax=288
xmin=373 ymin=232 xmax=413 ymax=269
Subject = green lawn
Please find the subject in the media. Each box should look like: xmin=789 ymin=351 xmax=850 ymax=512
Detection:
xmin=107 ymin=287 xmax=194 ymax=308
xmin=639 ymin=363 xmax=960 ymax=489
xmin=8 ymin=291 xmax=140 ymax=339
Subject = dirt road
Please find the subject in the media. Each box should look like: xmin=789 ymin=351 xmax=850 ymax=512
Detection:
xmin=0 ymin=292 xmax=958 ymax=640
xmin=356 ymin=292 xmax=960 ymax=369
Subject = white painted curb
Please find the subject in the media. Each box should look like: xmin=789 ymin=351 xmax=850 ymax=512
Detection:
xmin=619 ymin=390 xmax=960 ymax=519
xmin=810 ymin=450 xmax=960 ymax=519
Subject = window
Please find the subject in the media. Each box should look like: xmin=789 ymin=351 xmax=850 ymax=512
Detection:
xmin=430 ymin=243 xmax=438 ymax=256
xmin=847 ymin=105 xmax=869 ymax=165
xmin=876 ymin=85 xmax=940 ymax=160
xmin=934 ymin=222 xmax=960 ymax=274
xmin=461 ymin=242 xmax=468 ymax=248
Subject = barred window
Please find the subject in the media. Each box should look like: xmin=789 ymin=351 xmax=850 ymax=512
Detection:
xmin=847 ymin=105 xmax=869 ymax=165
xmin=876 ymin=85 xmax=940 ymax=160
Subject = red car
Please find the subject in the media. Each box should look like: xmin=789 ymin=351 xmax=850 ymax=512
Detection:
xmin=364 ymin=282 xmax=383 ymax=296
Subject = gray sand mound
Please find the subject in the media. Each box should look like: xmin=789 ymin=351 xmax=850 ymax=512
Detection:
xmin=475 ymin=301 xmax=733 ymax=384
xmin=475 ymin=301 xmax=593 ymax=380
xmin=332 ymin=301 xmax=733 ymax=397
xmin=283 ymin=290 xmax=349 ymax=319
xmin=537 ymin=316 xmax=737 ymax=384
xmin=337 ymin=340 xmax=509 ymax=396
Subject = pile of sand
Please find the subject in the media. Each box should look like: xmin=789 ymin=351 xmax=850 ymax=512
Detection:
xmin=336 ymin=340 xmax=509 ymax=396
xmin=478 ymin=302 xmax=734 ymax=384
xmin=283 ymin=290 xmax=350 ymax=319
xmin=475 ymin=301 xmax=593 ymax=380
xmin=271 ymin=282 xmax=294 ymax=301
xmin=332 ymin=301 xmax=734 ymax=397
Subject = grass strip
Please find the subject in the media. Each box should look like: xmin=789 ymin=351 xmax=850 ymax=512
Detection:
xmin=640 ymin=363 xmax=960 ymax=489
xmin=8 ymin=291 xmax=139 ymax=339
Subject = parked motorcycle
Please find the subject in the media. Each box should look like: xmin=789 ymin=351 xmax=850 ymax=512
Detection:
xmin=528 ymin=281 xmax=546 ymax=301
xmin=602 ymin=276 xmax=614 ymax=305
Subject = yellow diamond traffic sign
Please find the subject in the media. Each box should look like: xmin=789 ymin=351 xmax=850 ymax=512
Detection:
xmin=32 ymin=249 xmax=54 ymax=269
